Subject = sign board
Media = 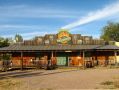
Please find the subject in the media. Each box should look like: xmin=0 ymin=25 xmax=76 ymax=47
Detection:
xmin=57 ymin=30 xmax=72 ymax=44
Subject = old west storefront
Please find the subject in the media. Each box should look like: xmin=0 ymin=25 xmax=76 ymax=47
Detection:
xmin=0 ymin=30 xmax=119 ymax=69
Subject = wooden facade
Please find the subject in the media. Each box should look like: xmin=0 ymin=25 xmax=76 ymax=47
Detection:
xmin=7 ymin=50 xmax=118 ymax=68
xmin=0 ymin=30 xmax=119 ymax=69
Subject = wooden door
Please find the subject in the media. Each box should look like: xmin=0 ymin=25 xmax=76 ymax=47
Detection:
xmin=57 ymin=53 xmax=68 ymax=66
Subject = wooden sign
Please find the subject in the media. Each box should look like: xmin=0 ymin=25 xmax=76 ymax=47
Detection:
xmin=57 ymin=30 xmax=72 ymax=44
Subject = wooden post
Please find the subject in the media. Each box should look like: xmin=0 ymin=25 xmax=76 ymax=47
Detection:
xmin=51 ymin=51 xmax=53 ymax=65
xmin=68 ymin=57 xmax=69 ymax=67
xmin=21 ymin=52 xmax=23 ymax=70
xmin=51 ymin=51 xmax=53 ymax=58
xmin=114 ymin=51 xmax=117 ymax=65
xmin=54 ymin=51 xmax=56 ymax=67
xmin=83 ymin=51 xmax=85 ymax=69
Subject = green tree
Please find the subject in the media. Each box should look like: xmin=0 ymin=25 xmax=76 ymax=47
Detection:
xmin=15 ymin=34 xmax=23 ymax=42
xmin=1 ymin=53 xmax=11 ymax=60
xmin=100 ymin=22 xmax=119 ymax=41
xmin=0 ymin=37 xmax=9 ymax=47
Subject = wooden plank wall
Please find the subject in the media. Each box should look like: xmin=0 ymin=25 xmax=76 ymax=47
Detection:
xmin=93 ymin=51 xmax=115 ymax=66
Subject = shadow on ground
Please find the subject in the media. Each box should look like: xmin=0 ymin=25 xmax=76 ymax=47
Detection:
xmin=0 ymin=69 xmax=77 ymax=80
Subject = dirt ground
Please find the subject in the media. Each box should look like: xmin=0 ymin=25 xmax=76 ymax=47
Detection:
xmin=0 ymin=68 xmax=119 ymax=90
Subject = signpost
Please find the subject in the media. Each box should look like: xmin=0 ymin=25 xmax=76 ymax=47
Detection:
xmin=57 ymin=29 xmax=72 ymax=44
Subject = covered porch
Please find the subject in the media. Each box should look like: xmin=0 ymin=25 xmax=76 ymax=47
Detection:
xmin=0 ymin=44 xmax=119 ymax=70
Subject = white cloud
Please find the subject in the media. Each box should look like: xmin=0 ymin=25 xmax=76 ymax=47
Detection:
xmin=1 ymin=31 xmax=57 ymax=40
xmin=22 ymin=31 xmax=57 ymax=40
xmin=21 ymin=31 xmax=53 ymax=37
xmin=82 ymin=34 xmax=100 ymax=39
xmin=0 ymin=24 xmax=58 ymax=40
xmin=61 ymin=1 xmax=119 ymax=29
xmin=0 ymin=5 xmax=80 ymax=19
xmin=0 ymin=24 xmax=51 ymax=30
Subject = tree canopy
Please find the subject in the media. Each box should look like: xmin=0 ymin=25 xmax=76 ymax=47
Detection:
xmin=100 ymin=22 xmax=119 ymax=41
xmin=0 ymin=37 xmax=9 ymax=47
xmin=15 ymin=34 xmax=23 ymax=42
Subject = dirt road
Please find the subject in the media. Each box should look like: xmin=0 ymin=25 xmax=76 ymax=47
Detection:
xmin=0 ymin=68 xmax=119 ymax=90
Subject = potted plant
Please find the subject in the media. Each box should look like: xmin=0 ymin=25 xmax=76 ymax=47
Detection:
xmin=1 ymin=53 xmax=11 ymax=71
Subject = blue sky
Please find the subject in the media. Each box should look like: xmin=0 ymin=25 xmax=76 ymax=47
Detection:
xmin=0 ymin=0 xmax=119 ymax=40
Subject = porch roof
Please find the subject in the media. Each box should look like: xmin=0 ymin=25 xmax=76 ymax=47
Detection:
xmin=0 ymin=44 xmax=100 ymax=51
xmin=0 ymin=44 xmax=119 ymax=52
xmin=95 ymin=45 xmax=119 ymax=50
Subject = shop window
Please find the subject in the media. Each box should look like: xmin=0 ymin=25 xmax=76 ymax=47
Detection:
xmin=85 ymin=40 xmax=90 ymax=44
xmin=85 ymin=37 xmax=90 ymax=41
xmin=73 ymin=35 xmax=77 ymax=40
xmin=37 ymin=38 xmax=42 ymax=42
xmin=45 ymin=40 xmax=50 ymax=44
xmin=49 ymin=35 xmax=54 ymax=40
xmin=77 ymin=40 xmax=83 ymax=44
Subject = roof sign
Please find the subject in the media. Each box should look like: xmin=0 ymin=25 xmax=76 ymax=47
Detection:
xmin=57 ymin=29 xmax=72 ymax=44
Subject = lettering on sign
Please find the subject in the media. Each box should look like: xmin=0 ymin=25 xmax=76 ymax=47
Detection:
xmin=57 ymin=30 xmax=72 ymax=44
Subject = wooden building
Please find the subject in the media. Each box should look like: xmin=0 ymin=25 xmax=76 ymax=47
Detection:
xmin=0 ymin=30 xmax=119 ymax=69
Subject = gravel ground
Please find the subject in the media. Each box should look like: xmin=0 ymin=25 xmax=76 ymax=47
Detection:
xmin=0 ymin=68 xmax=119 ymax=90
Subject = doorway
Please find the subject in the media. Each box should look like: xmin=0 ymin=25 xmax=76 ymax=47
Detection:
xmin=56 ymin=52 xmax=69 ymax=66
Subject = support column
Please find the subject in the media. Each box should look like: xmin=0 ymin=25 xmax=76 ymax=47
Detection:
xmin=21 ymin=52 xmax=23 ymax=70
xmin=114 ymin=51 xmax=117 ymax=65
xmin=51 ymin=51 xmax=53 ymax=58
xmin=51 ymin=51 xmax=53 ymax=65
xmin=68 ymin=56 xmax=70 ymax=67
xmin=55 ymin=51 xmax=57 ymax=66
xmin=83 ymin=51 xmax=85 ymax=69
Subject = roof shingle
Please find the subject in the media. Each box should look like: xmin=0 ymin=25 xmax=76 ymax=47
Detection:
xmin=0 ymin=44 xmax=119 ymax=52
